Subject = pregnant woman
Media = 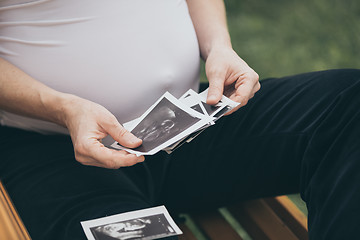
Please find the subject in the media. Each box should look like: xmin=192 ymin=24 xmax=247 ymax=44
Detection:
xmin=1 ymin=0 xmax=359 ymax=239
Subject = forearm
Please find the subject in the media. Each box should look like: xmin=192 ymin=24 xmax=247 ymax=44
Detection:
xmin=0 ymin=57 xmax=73 ymax=126
xmin=186 ymin=0 xmax=232 ymax=60
xmin=0 ymin=58 xmax=143 ymax=167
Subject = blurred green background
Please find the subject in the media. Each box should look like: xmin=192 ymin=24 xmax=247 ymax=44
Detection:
xmin=200 ymin=0 xmax=360 ymax=82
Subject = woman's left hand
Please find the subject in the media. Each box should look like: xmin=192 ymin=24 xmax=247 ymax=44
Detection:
xmin=205 ymin=46 xmax=260 ymax=115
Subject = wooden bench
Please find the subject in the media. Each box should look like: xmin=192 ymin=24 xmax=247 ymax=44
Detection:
xmin=0 ymin=181 xmax=308 ymax=240
xmin=0 ymin=181 xmax=31 ymax=240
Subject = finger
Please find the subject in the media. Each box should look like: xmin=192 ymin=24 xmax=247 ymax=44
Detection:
xmin=224 ymin=79 xmax=260 ymax=116
xmin=232 ymin=80 xmax=254 ymax=105
xmin=223 ymin=99 xmax=243 ymax=115
xmin=77 ymin=140 xmax=144 ymax=168
xmin=253 ymin=81 xmax=261 ymax=95
xmin=102 ymin=118 xmax=142 ymax=148
xmin=206 ymin=68 xmax=226 ymax=105
xmin=91 ymin=145 xmax=144 ymax=168
xmin=80 ymin=153 xmax=143 ymax=169
xmin=233 ymin=71 xmax=260 ymax=102
xmin=207 ymin=80 xmax=224 ymax=105
xmin=97 ymin=150 xmax=145 ymax=169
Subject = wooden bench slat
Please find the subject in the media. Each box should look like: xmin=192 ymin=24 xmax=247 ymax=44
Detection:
xmin=190 ymin=209 xmax=243 ymax=240
xmin=0 ymin=182 xmax=31 ymax=240
xmin=178 ymin=222 xmax=198 ymax=240
xmin=227 ymin=203 xmax=272 ymax=240
xmin=264 ymin=196 xmax=308 ymax=240
xmin=228 ymin=198 xmax=300 ymax=240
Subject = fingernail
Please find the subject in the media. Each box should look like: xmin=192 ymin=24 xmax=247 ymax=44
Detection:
xmin=136 ymin=155 xmax=145 ymax=162
xmin=207 ymin=94 xmax=217 ymax=102
xmin=208 ymin=94 xmax=216 ymax=100
xmin=127 ymin=133 xmax=141 ymax=143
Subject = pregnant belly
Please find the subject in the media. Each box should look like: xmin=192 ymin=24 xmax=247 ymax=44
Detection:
xmin=0 ymin=0 xmax=200 ymax=133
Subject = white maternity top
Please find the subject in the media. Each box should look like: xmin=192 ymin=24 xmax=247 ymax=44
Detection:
xmin=0 ymin=0 xmax=200 ymax=134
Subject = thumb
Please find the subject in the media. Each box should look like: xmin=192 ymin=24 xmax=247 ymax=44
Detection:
xmin=207 ymin=77 xmax=224 ymax=105
xmin=105 ymin=121 xmax=142 ymax=148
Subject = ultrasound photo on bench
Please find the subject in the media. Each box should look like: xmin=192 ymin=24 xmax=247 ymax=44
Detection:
xmin=90 ymin=214 xmax=176 ymax=240
xmin=81 ymin=206 xmax=182 ymax=240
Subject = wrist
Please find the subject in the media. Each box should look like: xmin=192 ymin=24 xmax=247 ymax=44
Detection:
xmin=201 ymin=35 xmax=232 ymax=60
xmin=40 ymin=90 xmax=78 ymax=127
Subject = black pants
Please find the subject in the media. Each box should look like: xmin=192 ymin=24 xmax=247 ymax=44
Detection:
xmin=1 ymin=69 xmax=360 ymax=240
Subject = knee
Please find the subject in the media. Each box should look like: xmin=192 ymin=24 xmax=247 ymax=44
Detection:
xmin=321 ymin=69 xmax=360 ymax=87
xmin=304 ymin=69 xmax=360 ymax=99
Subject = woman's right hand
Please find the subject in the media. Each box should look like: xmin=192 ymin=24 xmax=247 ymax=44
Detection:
xmin=62 ymin=95 xmax=144 ymax=169
xmin=0 ymin=57 xmax=143 ymax=168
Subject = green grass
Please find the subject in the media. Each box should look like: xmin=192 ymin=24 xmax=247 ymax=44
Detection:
xmin=200 ymin=0 xmax=360 ymax=82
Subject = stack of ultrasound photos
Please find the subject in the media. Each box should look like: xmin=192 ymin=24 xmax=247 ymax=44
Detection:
xmin=111 ymin=88 xmax=240 ymax=156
